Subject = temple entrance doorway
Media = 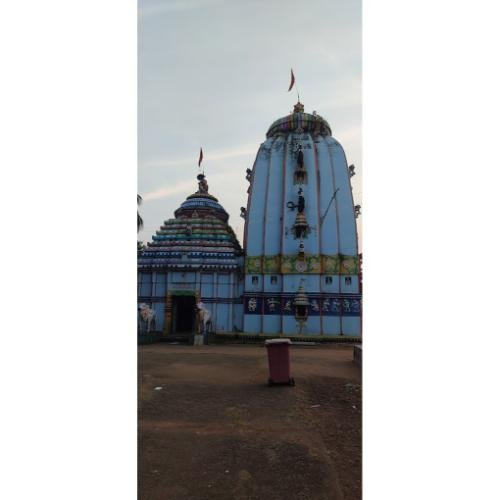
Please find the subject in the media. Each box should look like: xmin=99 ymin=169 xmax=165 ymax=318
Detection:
xmin=172 ymin=295 xmax=196 ymax=333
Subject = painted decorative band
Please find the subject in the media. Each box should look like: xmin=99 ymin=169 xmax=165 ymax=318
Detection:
xmin=244 ymin=295 xmax=361 ymax=316
xmin=245 ymin=254 xmax=359 ymax=275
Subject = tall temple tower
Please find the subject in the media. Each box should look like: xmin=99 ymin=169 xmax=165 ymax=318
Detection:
xmin=242 ymin=101 xmax=361 ymax=337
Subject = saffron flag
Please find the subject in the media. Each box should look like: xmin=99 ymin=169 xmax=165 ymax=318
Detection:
xmin=288 ymin=68 xmax=295 ymax=92
xmin=198 ymin=147 xmax=203 ymax=167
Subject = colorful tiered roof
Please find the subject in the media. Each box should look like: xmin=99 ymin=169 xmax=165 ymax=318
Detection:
xmin=266 ymin=102 xmax=332 ymax=138
xmin=174 ymin=192 xmax=229 ymax=222
xmin=138 ymin=175 xmax=243 ymax=271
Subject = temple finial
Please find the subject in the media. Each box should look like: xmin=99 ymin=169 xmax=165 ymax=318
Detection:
xmin=196 ymin=173 xmax=209 ymax=194
xmin=293 ymin=101 xmax=304 ymax=113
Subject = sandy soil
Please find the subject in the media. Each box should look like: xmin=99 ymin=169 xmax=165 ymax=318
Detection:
xmin=138 ymin=344 xmax=361 ymax=500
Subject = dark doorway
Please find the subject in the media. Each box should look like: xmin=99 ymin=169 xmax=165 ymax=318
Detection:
xmin=173 ymin=295 xmax=196 ymax=333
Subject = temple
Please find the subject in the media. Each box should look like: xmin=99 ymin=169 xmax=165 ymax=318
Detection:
xmin=138 ymin=101 xmax=361 ymax=338
xmin=137 ymin=173 xmax=244 ymax=336
xmin=243 ymin=102 xmax=361 ymax=336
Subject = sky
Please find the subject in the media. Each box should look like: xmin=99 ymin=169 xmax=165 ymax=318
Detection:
xmin=138 ymin=0 xmax=361 ymax=246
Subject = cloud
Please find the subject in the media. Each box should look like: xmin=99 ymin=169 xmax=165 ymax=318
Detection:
xmin=142 ymin=169 xmax=243 ymax=203
xmin=142 ymin=179 xmax=195 ymax=202
xmin=335 ymin=125 xmax=362 ymax=143
xmin=138 ymin=0 xmax=224 ymax=19
xmin=140 ymin=143 xmax=257 ymax=169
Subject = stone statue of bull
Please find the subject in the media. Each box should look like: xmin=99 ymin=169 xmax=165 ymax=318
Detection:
xmin=138 ymin=303 xmax=156 ymax=333
xmin=197 ymin=302 xmax=212 ymax=336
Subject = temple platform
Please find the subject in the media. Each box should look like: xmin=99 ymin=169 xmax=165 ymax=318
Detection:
xmin=214 ymin=332 xmax=361 ymax=344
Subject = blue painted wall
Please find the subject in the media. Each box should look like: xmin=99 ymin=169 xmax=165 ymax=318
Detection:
xmin=138 ymin=267 xmax=244 ymax=333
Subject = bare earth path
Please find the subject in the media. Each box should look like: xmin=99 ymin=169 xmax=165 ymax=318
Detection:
xmin=138 ymin=344 xmax=361 ymax=500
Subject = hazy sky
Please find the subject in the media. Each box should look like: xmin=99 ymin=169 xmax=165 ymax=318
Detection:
xmin=138 ymin=0 xmax=361 ymax=245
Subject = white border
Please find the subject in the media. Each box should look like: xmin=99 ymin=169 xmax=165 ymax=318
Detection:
xmin=1 ymin=1 xmax=500 ymax=498
xmin=1 ymin=1 xmax=136 ymax=498
xmin=364 ymin=1 xmax=500 ymax=498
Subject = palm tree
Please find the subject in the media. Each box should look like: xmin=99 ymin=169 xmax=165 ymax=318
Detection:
xmin=137 ymin=194 xmax=144 ymax=232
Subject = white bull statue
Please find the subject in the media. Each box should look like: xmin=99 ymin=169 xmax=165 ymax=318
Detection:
xmin=138 ymin=303 xmax=156 ymax=333
xmin=197 ymin=302 xmax=212 ymax=336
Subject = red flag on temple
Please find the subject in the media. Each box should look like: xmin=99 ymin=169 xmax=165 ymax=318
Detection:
xmin=288 ymin=69 xmax=295 ymax=92
xmin=198 ymin=147 xmax=203 ymax=167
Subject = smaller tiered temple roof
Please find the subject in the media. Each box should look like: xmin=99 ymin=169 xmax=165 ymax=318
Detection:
xmin=138 ymin=173 xmax=243 ymax=271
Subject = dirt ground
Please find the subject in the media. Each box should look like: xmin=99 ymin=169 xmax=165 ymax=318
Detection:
xmin=138 ymin=343 xmax=361 ymax=500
